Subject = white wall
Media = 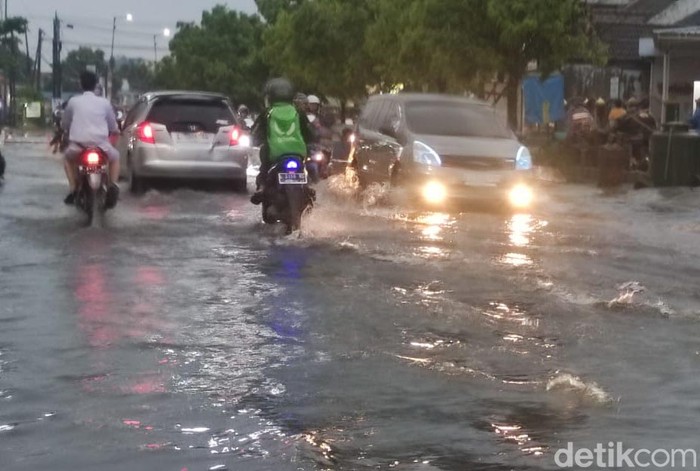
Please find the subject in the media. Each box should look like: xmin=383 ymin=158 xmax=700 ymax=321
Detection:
xmin=650 ymin=53 xmax=700 ymax=122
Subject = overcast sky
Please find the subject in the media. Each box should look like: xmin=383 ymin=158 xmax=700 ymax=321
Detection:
xmin=10 ymin=0 xmax=258 ymax=65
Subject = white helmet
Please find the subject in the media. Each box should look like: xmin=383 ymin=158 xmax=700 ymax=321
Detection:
xmin=307 ymin=95 xmax=321 ymax=105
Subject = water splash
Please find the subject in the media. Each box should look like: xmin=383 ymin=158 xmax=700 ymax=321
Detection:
xmin=546 ymin=373 xmax=612 ymax=404
xmin=608 ymin=281 xmax=646 ymax=308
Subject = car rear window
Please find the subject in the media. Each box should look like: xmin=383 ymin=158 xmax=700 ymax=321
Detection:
xmin=405 ymin=101 xmax=512 ymax=139
xmin=147 ymin=98 xmax=236 ymax=134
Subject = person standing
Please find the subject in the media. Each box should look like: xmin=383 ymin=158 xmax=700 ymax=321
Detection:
xmin=608 ymin=99 xmax=627 ymax=127
xmin=689 ymin=97 xmax=700 ymax=131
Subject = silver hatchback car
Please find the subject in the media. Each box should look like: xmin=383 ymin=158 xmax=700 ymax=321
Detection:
xmin=116 ymin=91 xmax=252 ymax=193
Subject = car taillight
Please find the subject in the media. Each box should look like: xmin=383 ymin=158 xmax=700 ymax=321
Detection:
xmin=230 ymin=127 xmax=241 ymax=146
xmin=84 ymin=151 xmax=101 ymax=165
xmin=137 ymin=122 xmax=155 ymax=144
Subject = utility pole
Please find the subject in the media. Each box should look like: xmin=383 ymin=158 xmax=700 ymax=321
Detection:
xmin=34 ymin=29 xmax=43 ymax=91
xmin=25 ymin=29 xmax=31 ymax=76
xmin=8 ymin=0 xmax=16 ymax=126
xmin=153 ymin=35 xmax=157 ymax=63
xmin=107 ymin=16 xmax=116 ymax=101
xmin=52 ymin=12 xmax=62 ymax=101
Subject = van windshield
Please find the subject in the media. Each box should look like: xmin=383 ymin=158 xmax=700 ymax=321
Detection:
xmin=405 ymin=101 xmax=512 ymax=139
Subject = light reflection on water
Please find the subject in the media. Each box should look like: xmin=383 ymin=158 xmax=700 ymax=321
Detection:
xmin=482 ymin=302 xmax=539 ymax=328
xmin=499 ymin=252 xmax=533 ymax=267
xmin=413 ymin=212 xmax=455 ymax=258
xmin=492 ymin=422 xmax=546 ymax=457
xmin=509 ymin=214 xmax=534 ymax=247
xmin=498 ymin=213 xmax=548 ymax=267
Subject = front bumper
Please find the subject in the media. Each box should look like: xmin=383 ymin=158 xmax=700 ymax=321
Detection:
xmin=407 ymin=166 xmax=535 ymax=206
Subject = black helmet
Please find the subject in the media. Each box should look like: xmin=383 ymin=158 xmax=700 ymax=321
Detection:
xmin=237 ymin=104 xmax=249 ymax=115
xmin=264 ymin=77 xmax=295 ymax=104
xmin=293 ymin=92 xmax=308 ymax=105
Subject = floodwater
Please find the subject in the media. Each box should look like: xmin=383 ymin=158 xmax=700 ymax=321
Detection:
xmin=1 ymin=143 xmax=699 ymax=470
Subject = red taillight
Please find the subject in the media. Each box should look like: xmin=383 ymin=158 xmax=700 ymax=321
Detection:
xmin=137 ymin=122 xmax=155 ymax=144
xmin=230 ymin=127 xmax=241 ymax=146
xmin=84 ymin=151 xmax=101 ymax=165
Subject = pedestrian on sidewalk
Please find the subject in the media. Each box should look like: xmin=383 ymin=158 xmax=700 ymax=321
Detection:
xmin=0 ymin=149 xmax=5 ymax=182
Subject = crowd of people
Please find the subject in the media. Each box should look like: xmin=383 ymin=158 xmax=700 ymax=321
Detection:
xmin=563 ymin=95 xmax=658 ymax=171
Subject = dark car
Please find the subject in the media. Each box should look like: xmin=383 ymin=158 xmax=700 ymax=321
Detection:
xmin=116 ymin=91 xmax=252 ymax=194
xmin=350 ymin=93 xmax=535 ymax=208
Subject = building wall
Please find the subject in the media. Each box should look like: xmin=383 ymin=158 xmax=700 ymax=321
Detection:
xmin=561 ymin=64 xmax=648 ymax=103
xmin=649 ymin=53 xmax=699 ymax=122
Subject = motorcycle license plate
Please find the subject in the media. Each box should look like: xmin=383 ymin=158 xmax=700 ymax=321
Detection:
xmin=278 ymin=173 xmax=307 ymax=184
xmin=80 ymin=166 xmax=108 ymax=174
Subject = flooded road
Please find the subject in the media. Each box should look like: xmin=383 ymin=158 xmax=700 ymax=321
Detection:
xmin=1 ymin=143 xmax=700 ymax=470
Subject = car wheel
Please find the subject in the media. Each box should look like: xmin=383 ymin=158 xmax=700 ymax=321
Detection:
xmin=233 ymin=178 xmax=248 ymax=193
xmin=390 ymin=164 xmax=401 ymax=187
xmin=128 ymin=161 xmax=146 ymax=195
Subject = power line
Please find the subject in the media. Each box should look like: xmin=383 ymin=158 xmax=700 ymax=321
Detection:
xmin=25 ymin=13 xmax=181 ymax=29
xmin=60 ymin=21 xmax=172 ymax=37
xmin=46 ymin=37 xmax=164 ymax=52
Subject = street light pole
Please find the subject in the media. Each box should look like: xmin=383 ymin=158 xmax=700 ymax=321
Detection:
xmin=154 ymin=28 xmax=170 ymax=66
xmin=107 ymin=13 xmax=132 ymax=102
xmin=107 ymin=16 xmax=116 ymax=101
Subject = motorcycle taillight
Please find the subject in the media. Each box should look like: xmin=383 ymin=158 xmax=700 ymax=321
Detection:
xmin=83 ymin=151 xmax=103 ymax=166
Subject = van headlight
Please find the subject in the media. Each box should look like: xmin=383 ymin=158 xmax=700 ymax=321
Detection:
xmin=516 ymin=146 xmax=532 ymax=170
xmin=508 ymin=184 xmax=534 ymax=208
xmin=422 ymin=181 xmax=447 ymax=204
xmin=413 ymin=141 xmax=442 ymax=167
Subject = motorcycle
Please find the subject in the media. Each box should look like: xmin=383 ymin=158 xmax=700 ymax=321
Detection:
xmin=261 ymin=155 xmax=315 ymax=234
xmin=50 ymin=111 xmax=67 ymax=155
xmin=611 ymin=132 xmax=650 ymax=172
xmin=305 ymin=146 xmax=331 ymax=184
xmin=75 ymin=147 xmax=113 ymax=225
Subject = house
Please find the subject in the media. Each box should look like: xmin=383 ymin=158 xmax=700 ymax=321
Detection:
xmin=567 ymin=0 xmax=700 ymax=122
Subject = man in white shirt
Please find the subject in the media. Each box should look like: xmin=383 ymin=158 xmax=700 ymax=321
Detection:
xmin=61 ymin=71 xmax=120 ymax=205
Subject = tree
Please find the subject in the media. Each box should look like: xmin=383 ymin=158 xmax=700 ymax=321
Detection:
xmin=263 ymin=0 xmax=377 ymax=106
xmin=1 ymin=16 xmax=30 ymax=125
xmin=480 ymin=0 xmax=606 ymax=128
xmin=0 ymin=17 xmax=30 ymax=80
xmin=114 ymin=58 xmax=155 ymax=93
xmin=61 ymin=47 xmax=107 ymax=93
xmin=255 ymin=0 xmax=304 ymax=23
xmin=366 ymin=0 xmax=604 ymax=128
xmin=365 ymin=0 xmax=496 ymax=94
xmin=155 ymin=6 xmax=269 ymax=108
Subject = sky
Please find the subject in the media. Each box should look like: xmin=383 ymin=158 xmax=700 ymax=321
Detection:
xmin=9 ymin=0 xmax=259 ymax=66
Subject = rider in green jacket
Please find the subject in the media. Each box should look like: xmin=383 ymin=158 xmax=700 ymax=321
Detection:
xmin=250 ymin=78 xmax=315 ymax=205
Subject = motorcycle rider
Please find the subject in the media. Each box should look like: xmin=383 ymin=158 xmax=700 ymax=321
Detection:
xmin=61 ymin=71 xmax=120 ymax=206
xmin=250 ymin=78 xmax=315 ymax=205
xmin=307 ymin=95 xmax=321 ymax=124
xmin=565 ymin=96 xmax=595 ymax=142
xmin=293 ymin=93 xmax=309 ymax=114
xmin=238 ymin=104 xmax=254 ymax=130
xmin=614 ymin=97 xmax=657 ymax=170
